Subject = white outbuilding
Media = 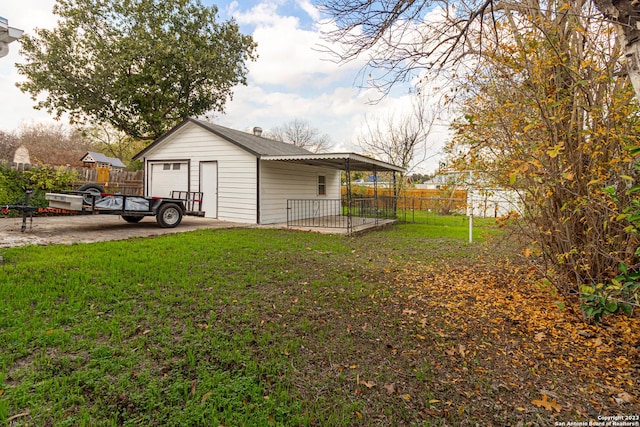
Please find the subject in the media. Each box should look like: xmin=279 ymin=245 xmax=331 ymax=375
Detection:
xmin=133 ymin=118 xmax=404 ymax=228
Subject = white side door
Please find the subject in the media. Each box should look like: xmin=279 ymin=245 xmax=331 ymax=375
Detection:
xmin=200 ymin=161 xmax=217 ymax=218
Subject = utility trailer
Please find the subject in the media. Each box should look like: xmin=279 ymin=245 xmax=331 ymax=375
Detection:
xmin=2 ymin=187 xmax=204 ymax=232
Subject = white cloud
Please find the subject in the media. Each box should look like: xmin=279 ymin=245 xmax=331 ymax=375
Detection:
xmin=230 ymin=1 xmax=361 ymax=89
xmin=296 ymin=0 xmax=320 ymax=22
xmin=0 ymin=0 xmax=448 ymax=172
xmin=2 ymin=0 xmax=58 ymax=34
xmin=0 ymin=0 xmax=60 ymax=131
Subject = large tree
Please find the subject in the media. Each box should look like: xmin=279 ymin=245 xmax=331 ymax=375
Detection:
xmin=319 ymin=0 xmax=640 ymax=100
xmin=445 ymin=1 xmax=640 ymax=314
xmin=17 ymin=0 xmax=257 ymax=140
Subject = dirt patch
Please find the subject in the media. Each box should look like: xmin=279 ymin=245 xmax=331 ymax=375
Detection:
xmin=0 ymin=214 xmax=247 ymax=248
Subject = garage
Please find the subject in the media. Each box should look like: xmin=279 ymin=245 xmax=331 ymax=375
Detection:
xmin=148 ymin=161 xmax=188 ymax=198
xmin=133 ymin=118 xmax=403 ymax=226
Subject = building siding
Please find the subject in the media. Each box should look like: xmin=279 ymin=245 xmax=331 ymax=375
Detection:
xmin=260 ymin=161 xmax=341 ymax=224
xmin=141 ymin=123 xmax=258 ymax=223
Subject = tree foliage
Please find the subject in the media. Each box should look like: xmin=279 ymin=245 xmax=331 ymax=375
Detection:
xmin=268 ymin=119 xmax=332 ymax=153
xmin=80 ymin=123 xmax=146 ymax=169
xmin=17 ymin=0 xmax=257 ymax=140
xmin=445 ymin=0 xmax=640 ymax=317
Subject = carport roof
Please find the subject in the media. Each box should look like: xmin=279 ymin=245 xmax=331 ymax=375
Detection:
xmin=262 ymin=153 xmax=405 ymax=173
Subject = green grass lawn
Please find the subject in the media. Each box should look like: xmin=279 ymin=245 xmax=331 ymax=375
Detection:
xmin=3 ymin=219 xmax=637 ymax=426
xmin=0 ymin=221 xmax=499 ymax=426
xmin=396 ymin=211 xmax=500 ymax=241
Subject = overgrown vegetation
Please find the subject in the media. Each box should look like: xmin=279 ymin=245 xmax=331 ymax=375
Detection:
xmin=0 ymin=162 xmax=78 ymax=207
xmin=447 ymin=2 xmax=640 ymax=321
xmin=0 ymin=225 xmax=637 ymax=425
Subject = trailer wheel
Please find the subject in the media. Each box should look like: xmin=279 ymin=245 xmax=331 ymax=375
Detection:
xmin=122 ymin=215 xmax=144 ymax=223
xmin=157 ymin=203 xmax=182 ymax=228
xmin=78 ymin=184 xmax=104 ymax=205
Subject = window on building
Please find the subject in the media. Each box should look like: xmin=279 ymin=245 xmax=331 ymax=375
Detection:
xmin=318 ymin=175 xmax=326 ymax=196
xmin=172 ymin=163 xmax=181 ymax=170
xmin=163 ymin=163 xmax=171 ymax=170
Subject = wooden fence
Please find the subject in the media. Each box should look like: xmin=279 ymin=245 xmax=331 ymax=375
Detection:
xmin=3 ymin=162 xmax=144 ymax=195
xmin=74 ymin=167 xmax=143 ymax=195
xmin=343 ymin=186 xmax=468 ymax=213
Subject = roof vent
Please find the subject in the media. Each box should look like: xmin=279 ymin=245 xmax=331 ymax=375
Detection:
xmin=252 ymin=127 xmax=262 ymax=137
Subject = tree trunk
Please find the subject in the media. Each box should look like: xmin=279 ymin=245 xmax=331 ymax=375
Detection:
xmin=593 ymin=0 xmax=640 ymax=99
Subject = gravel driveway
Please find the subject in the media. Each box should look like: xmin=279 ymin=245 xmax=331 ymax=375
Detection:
xmin=0 ymin=214 xmax=246 ymax=248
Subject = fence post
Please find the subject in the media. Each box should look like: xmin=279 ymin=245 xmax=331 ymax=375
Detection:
xmin=469 ymin=213 xmax=473 ymax=244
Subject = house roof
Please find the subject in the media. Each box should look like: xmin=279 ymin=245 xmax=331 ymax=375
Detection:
xmin=133 ymin=118 xmax=313 ymax=160
xmin=81 ymin=151 xmax=127 ymax=168
xmin=133 ymin=118 xmax=405 ymax=173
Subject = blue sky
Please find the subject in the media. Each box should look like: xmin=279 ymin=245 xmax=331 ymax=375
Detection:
xmin=0 ymin=0 xmax=449 ymax=172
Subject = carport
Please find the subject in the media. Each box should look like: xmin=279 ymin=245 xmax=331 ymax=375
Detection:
xmin=261 ymin=153 xmax=405 ymax=234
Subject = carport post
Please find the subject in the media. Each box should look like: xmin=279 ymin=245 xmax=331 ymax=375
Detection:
xmin=373 ymin=164 xmax=378 ymax=223
xmin=345 ymin=158 xmax=352 ymax=233
xmin=393 ymin=172 xmax=397 ymax=216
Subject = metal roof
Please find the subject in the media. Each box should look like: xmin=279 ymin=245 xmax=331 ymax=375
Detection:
xmin=82 ymin=151 xmax=127 ymax=168
xmin=133 ymin=118 xmax=405 ymax=173
xmin=262 ymin=153 xmax=405 ymax=172
xmin=193 ymin=119 xmax=313 ymax=156
xmin=134 ymin=118 xmax=313 ymax=159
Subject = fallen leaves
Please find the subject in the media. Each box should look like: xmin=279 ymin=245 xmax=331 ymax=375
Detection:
xmin=383 ymin=383 xmax=396 ymax=395
xmin=534 ymin=332 xmax=546 ymax=342
xmin=613 ymin=391 xmax=637 ymax=404
xmin=356 ymin=374 xmax=375 ymax=389
xmin=388 ymin=260 xmax=640 ymax=420
xmin=457 ymin=344 xmax=467 ymax=359
xmin=531 ymin=394 xmax=561 ymax=412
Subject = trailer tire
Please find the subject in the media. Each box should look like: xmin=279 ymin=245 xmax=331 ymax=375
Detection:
xmin=122 ymin=215 xmax=144 ymax=223
xmin=78 ymin=184 xmax=104 ymax=205
xmin=157 ymin=203 xmax=182 ymax=228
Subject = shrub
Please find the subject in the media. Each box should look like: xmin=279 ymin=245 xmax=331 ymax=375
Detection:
xmin=0 ymin=162 xmax=78 ymax=207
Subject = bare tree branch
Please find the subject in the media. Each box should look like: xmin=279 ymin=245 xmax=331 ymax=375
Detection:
xmin=356 ymin=93 xmax=439 ymax=173
xmin=267 ymin=118 xmax=333 ymax=153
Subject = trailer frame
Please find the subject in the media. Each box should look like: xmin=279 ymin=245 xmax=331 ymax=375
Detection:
xmin=2 ymin=189 xmax=205 ymax=232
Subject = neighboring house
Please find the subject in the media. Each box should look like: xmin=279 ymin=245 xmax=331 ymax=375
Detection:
xmin=417 ymin=169 xmax=521 ymax=218
xmin=133 ymin=118 xmax=404 ymax=225
xmin=80 ymin=151 xmax=126 ymax=170
xmin=467 ymin=187 xmax=521 ymax=218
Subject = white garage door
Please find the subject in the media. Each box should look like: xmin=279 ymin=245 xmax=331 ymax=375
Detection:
xmin=150 ymin=162 xmax=188 ymax=197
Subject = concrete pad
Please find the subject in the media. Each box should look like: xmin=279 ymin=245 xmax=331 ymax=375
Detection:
xmin=0 ymin=214 xmax=247 ymax=248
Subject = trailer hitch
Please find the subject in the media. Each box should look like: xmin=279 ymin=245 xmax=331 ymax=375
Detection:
xmin=1 ymin=190 xmax=37 ymax=232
